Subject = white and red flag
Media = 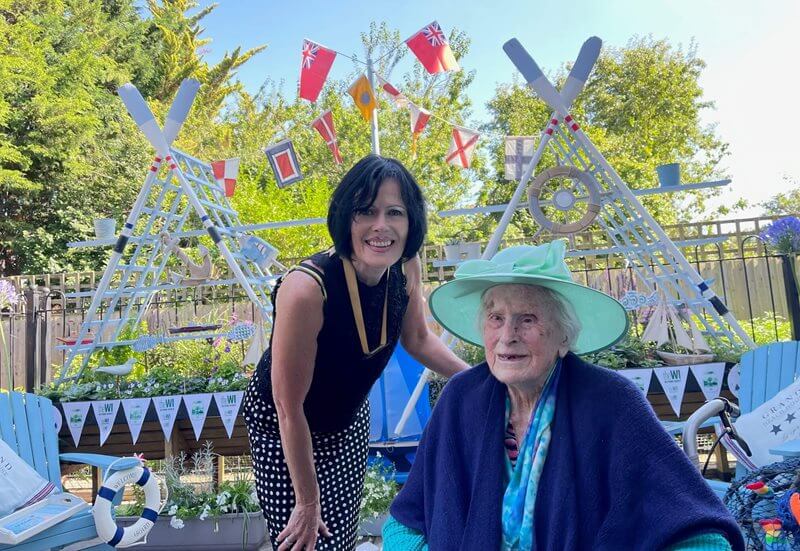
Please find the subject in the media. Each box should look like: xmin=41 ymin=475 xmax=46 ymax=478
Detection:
xmin=409 ymin=102 xmax=431 ymax=135
xmin=299 ymin=39 xmax=336 ymax=102
xmin=375 ymin=74 xmax=409 ymax=108
xmin=211 ymin=158 xmax=240 ymax=197
xmin=264 ymin=140 xmax=304 ymax=188
xmin=405 ymin=21 xmax=460 ymax=74
xmin=445 ymin=126 xmax=480 ymax=169
xmin=311 ymin=110 xmax=342 ymax=165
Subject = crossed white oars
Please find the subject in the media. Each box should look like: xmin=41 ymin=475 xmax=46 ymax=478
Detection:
xmin=503 ymin=37 xmax=755 ymax=349
xmin=116 ymin=83 xmax=267 ymax=311
xmin=393 ymin=37 xmax=603 ymax=436
xmin=58 ymin=80 xmax=201 ymax=384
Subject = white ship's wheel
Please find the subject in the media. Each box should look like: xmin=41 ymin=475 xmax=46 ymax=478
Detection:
xmin=527 ymin=166 xmax=601 ymax=234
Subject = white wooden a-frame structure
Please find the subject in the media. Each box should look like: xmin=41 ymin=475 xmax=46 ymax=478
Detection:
xmin=394 ymin=36 xmax=755 ymax=435
xmin=55 ymin=80 xmax=281 ymax=385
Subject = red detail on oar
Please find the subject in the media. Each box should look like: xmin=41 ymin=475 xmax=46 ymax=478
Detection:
xmin=149 ymin=165 xmax=158 ymax=172
xmin=571 ymin=123 xmax=580 ymax=131
xmin=551 ymin=118 xmax=559 ymax=125
xmin=564 ymin=115 xmax=573 ymax=122
xmin=154 ymin=156 xmax=162 ymax=162
xmin=545 ymin=128 xmax=554 ymax=135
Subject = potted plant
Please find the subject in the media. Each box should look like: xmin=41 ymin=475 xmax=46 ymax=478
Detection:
xmin=116 ymin=443 xmax=267 ymax=550
xmin=443 ymin=237 xmax=462 ymax=262
xmin=760 ymin=217 xmax=800 ymax=340
xmin=359 ymin=454 xmax=399 ymax=537
xmin=459 ymin=241 xmax=482 ymax=260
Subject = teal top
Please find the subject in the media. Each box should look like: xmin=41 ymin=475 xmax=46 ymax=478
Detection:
xmin=382 ymin=515 xmax=733 ymax=550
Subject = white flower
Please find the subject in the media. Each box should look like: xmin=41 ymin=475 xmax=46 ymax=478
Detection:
xmin=168 ymin=504 xmax=178 ymax=516
xmin=199 ymin=505 xmax=210 ymax=521
xmin=215 ymin=491 xmax=230 ymax=506
xmin=170 ymin=516 xmax=184 ymax=529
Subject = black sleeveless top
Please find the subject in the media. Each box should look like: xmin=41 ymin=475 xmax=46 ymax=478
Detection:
xmin=254 ymin=250 xmax=409 ymax=432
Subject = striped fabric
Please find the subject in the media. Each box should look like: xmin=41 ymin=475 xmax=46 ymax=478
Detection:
xmin=20 ymin=481 xmax=57 ymax=508
xmin=505 ymin=421 xmax=519 ymax=468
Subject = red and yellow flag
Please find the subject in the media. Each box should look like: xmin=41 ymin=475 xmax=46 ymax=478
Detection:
xmin=348 ymin=74 xmax=376 ymax=121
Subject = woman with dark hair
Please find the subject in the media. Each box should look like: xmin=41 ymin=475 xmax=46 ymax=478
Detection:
xmin=243 ymin=155 xmax=468 ymax=551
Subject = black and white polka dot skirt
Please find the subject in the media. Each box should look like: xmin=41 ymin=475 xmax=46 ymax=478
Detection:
xmin=243 ymin=370 xmax=369 ymax=550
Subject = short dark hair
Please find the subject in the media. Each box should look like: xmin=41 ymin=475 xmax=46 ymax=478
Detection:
xmin=327 ymin=155 xmax=427 ymax=260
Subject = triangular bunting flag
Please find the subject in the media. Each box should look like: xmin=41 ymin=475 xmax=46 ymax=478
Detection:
xmin=214 ymin=391 xmax=245 ymax=438
xmin=348 ymin=74 xmax=377 ymax=121
xmin=92 ymin=400 xmax=121 ymax=446
xmin=264 ymin=140 xmax=304 ymax=188
xmin=653 ymin=365 xmax=690 ymax=417
xmin=445 ymin=126 xmax=480 ymax=168
xmin=299 ymin=39 xmax=337 ymax=103
xmin=405 ymin=21 xmax=460 ymax=74
xmin=311 ymin=110 xmax=343 ymax=165
xmin=185 ymin=393 xmax=214 ymax=440
xmin=375 ymin=74 xmax=409 ymax=108
xmin=121 ymin=398 xmax=151 ymax=445
xmin=689 ymin=362 xmax=726 ymax=401
xmin=616 ymin=368 xmax=653 ymax=395
xmin=504 ymin=136 xmax=536 ymax=181
xmin=62 ymin=401 xmax=91 ymax=447
xmin=211 ymin=158 xmax=240 ymax=197
xmin=153 ymin=395 xmax=183 ymax=442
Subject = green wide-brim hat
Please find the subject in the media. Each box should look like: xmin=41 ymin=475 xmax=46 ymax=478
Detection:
xmin=428 ymin=240 xmax=629 ymax=355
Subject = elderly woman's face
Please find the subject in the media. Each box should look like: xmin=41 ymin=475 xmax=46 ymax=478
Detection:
xmin=483 ymin=285 xmax=568 ymax=390
xmin=350 ymin=178 xmax=409 ymax=269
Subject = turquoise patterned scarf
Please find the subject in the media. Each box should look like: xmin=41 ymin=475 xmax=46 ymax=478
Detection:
xmin=501 ymin=357 xmax=562 ymax=551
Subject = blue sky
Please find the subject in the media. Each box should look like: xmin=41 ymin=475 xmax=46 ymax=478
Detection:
xmin=191 ymin=0 xmax=799 ymax=218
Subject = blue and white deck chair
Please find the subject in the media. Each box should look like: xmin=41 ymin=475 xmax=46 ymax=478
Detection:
xmin=696 ymin=341 xmax=800 ymax=498
xmin=0 ymin=391 xmax=142 ymax=550
xmin=368 ymin=344 xmax=431 ymax=483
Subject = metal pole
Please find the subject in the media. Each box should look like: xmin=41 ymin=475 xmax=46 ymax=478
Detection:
xmin=366 ymin=55 xmax=380 ymax=155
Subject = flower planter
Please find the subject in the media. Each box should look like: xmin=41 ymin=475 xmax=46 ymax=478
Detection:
xmin=460 ymin=241 xmax=482 ymax=260
xmin=358 ymin=512 xmax=388 ymax=537
xmin=444 ymin=243 xmax=461 ymax=261
xmin=94 ymin=218 xmax=116 ymax=239
xmin=117 ymin=511 xmax=267 ymax=551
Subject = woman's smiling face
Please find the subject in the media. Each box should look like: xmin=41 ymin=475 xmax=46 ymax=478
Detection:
xmin=350 ymin=178 xmax=409 ymax=272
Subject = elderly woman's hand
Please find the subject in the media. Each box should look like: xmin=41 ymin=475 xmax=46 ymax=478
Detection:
xmin=277 ymin=501 xmax=331 ymax=550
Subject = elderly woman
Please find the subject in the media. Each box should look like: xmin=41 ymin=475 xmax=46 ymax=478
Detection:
xmin=243 ymin=155 xmax=467 ymax=551
xmin=384 ymin=240 xmax=743 ymax=551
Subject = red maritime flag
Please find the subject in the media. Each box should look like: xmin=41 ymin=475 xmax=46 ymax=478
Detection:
xmin=409 ymin=102 xmax=431 ymax=135
xmin=211 ymin=158 xmax=240 ymax=197
xmin=311 ymin=110 xmax=342 ymax=165
xmin=445 ymin=126 xmax=480 ymax=169
xmin=263 ymin=140 xmax=304 ymax=188
xmin=405 ymin=21 xmax=460 ymax=74
xmin=299 ymin=39 xmax=336 ymax=102
xmin=375 ymin=74 xmax=409 ymax=108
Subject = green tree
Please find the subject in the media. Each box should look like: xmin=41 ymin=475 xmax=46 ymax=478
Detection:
xmin=475 ymin=36 xmax=728 ymax=242
xmin=760 ymin=176 xmax=800 ymax=215
xmin=0 ymin=0 xmax=265 ymax=275
xmin=216 ymin=21 xmax=484 ymax=261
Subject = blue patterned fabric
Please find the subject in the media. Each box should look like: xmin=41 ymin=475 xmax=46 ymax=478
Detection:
xmin=501 ymin=359 xmax=562 ymax=550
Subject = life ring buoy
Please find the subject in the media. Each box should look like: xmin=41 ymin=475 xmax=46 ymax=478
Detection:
xmin=527 ymin=165 xmax=601 ymax=234
xmin=93 ymin=463 xmax=163 ymax=548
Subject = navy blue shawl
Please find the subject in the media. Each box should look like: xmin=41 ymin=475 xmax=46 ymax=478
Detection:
xmin=390 ymin=353 xmax=744 ymax=550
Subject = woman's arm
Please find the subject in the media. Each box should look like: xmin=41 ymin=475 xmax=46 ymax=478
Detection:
xmin=400 ymin=256 xmax=469 ymax=378
xmin=270 ymin=270 xmax=331 ymax=550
